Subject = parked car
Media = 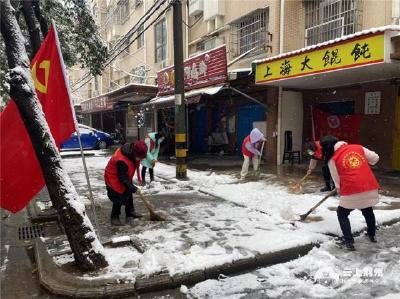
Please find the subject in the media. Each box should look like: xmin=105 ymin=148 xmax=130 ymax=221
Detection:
xmin=61 ymin=124 xmax=114 ymax=150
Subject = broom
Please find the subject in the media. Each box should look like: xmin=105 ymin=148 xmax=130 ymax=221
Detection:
xmin=137 ymin=189 xmax=166 ymax=221
xmin=288 ymin=172 xmax=311 ymax=193
xmin=299 ymin=189 xmax=337 ymax=221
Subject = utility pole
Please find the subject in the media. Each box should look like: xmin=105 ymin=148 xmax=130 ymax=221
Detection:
xmin=172 ymin=0 xmax=187 ymax=179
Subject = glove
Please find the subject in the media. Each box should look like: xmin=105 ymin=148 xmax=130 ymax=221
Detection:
xmin=129 ymin=184 xmax=138 ymax=194
xmin=307 ymin=169 xmax=312 ymax=175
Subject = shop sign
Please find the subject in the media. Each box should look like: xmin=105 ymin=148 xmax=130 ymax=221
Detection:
xmin=81 ymin=96 xmax=114 ymax=113
xmin=157 ymin=45 xmax=227 ymax=96
xmin=255 ymin=33 xmax=385 ymax=84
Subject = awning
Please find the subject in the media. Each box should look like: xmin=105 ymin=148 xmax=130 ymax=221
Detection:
xmin=142 ymin=85 xmax=224 ymax=109
xmin=253 ymin=25 xmax=400 ymax=89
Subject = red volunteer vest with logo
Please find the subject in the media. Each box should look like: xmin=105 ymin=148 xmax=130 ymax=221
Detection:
xmin=332 ymin=144 xmax=380 ymax=195
xmin=104 ymin=148 xmax=137 ymax=194
xmin=242 ymin=135 xmax=254 ymax=157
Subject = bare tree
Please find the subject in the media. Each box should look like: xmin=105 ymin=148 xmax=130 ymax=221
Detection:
xmin=1 ymin=0 xmax=108 ymax=271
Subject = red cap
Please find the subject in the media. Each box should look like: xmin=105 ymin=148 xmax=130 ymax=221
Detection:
xmin=133 ymin=140 xmax=148 ymax=159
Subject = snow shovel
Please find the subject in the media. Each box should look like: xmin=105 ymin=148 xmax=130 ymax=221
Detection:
xmin=137 ymin=189 xmax=166 ymax=221
xmin=299 ymin=189 xmax=337 ymax=221
xmin=288 ymin=172 xmax=311 ymax=193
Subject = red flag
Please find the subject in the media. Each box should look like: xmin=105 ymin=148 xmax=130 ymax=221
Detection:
xmin=0 ymin=25 xmax=76 ymax=213
xmin=312 ymin=108 xmax=361 ymax=144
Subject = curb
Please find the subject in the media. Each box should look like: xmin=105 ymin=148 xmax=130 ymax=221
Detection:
xmin=34 ymin=238 xmax=317 ymax=298
xmin=35 ymin=217 xmax=400 ymax=297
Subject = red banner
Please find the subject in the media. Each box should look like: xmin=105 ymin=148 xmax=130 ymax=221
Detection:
xmin=157 ymin=45 xmax=227 ymax=96
xmin=312 ymin=107 xmax=361 ymax=144
xmin=0 ymin=25 xmax=76 ymax=213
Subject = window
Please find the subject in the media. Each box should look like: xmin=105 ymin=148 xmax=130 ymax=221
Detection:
xmin=137 ymin=24 xmax=144 ymax=49
xmin=305 ymin=0 xmax=362 ymax=46
xmin=230 ymin=9 xmax=268 ymax=58
xmin=114 ymin=0 xmax=130 ymax=24
xmin=154 ymin=18 xmax=167 ymax=62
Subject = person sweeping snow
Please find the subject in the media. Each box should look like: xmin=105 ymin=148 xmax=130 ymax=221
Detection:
xmin=305 ymin=140 xmax=335 ymax=192
xmin=320 ymin=135 xmax=380 ymax=251
xmin=104 ymin=141 xmax=148 ymax=226
xmin=240 ymin=128 xmax=266 ymax=180
xmin=141 ymin=132 xmax=164 ymax=186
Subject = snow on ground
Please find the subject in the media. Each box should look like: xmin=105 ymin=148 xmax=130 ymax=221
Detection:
xmin=56 ymin=152 xmax=400 ymax=285
xmin=188 ymin=223 xmax=400 ymax=299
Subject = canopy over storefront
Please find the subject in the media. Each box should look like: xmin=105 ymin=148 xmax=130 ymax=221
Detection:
xmin=253 ymin=25 xmax=400 ymax=89
xmin=142 ymin=85 xmax=225 ymax=109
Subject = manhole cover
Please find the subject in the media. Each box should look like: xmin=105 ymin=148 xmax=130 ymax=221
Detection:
xmin=18 ymin=224 xmax=45 ymax=240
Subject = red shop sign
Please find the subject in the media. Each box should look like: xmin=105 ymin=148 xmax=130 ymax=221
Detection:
xmin=157 ymin=45 xmax=227 ymax=96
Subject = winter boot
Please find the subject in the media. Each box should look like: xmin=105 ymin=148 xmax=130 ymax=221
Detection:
xmin=368 ymin=235 xmax=377 ymax=243
xmin=320 ymin=182 xmax=332 ymax=192
xmin=335 ymin=239 xmax=355 ymax=251
xmin=111 ymin=217 xmax=123 ymax=226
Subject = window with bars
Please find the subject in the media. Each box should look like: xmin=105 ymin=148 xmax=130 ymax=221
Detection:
xmin=137 ymin=24 xmax=144 ymax=49
xmin=305 ymin=0 xmax=362 ymax=46
xmin=230 ymin=9 xmax=268 ymax=58
xmin=155 ymin=18 xmax=167 ymax=62
xmin=113 ymin=0 xmax=130 ymax=24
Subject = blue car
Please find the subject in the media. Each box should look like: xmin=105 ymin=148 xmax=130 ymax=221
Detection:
xmin=61 ymin=124 xmax=114 ymax=150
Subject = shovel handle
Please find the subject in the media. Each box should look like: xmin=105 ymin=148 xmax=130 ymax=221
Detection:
xmin=300 ymin=189 xmax=337 ymax=220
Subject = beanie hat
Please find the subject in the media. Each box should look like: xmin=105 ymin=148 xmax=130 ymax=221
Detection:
xmin=133 ymin=140 xmax=148 ymax=159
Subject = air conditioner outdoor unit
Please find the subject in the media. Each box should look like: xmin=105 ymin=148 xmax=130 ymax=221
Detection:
xmin=189 ymin=0 xmax=204 ymax=17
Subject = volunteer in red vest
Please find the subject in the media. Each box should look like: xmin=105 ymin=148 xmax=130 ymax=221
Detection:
xmin=104 ymin=141 xmax=148 ymax=226
xmin=320 ymin=135 xmax=380 ymax=251
xmin=305 ymin=140 xmax=335 ymax=192
xmin=240 ymin=128 xmax=266 ymax=180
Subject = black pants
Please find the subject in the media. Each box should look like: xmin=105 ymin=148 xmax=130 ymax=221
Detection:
xmin=107 ymin=186 xmax=135 ymax=219
xmin=141 ymin=166 xmax=154 ymax=185
xmin=337 ymin=206 xmax=376 ymax=244
xmin=322 ymin=164 xmax=335 ymax=188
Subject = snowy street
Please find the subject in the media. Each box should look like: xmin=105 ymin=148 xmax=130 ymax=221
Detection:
xmin=56 ymin=150 xmax=400 ymax=298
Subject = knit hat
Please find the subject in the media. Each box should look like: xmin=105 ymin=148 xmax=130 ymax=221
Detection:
xmin=133 ymin=140 xmax=148 ymax=159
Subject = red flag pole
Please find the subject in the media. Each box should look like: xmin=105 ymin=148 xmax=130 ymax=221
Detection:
xmin=311 ymin=105 xmax=316 ymax=141
xmin=52 ymin=22 xmax=100 ymax=237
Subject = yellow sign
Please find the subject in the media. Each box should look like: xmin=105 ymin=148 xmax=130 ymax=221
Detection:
xmin=255 ymin=33 xmax=385 ymax=84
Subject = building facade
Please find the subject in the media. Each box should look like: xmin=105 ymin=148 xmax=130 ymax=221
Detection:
xmin=73 ymin=0 xmax=400 ymax=170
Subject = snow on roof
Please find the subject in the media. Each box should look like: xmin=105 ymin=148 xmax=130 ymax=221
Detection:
xmin=253 ymin=25 xmax=400 ymax=65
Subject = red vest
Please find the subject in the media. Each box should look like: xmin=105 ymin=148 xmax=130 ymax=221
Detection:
xmin=242 ymin=135 xmax=254 ymax=157
xmin=104 ymin=148 xmax=137 ymax=194
xmin=332 ymin=144 xmax=380 ymax=195
xmin=314 ymin=141 xmax=323 ymax=160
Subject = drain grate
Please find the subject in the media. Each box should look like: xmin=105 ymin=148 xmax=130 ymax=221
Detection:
xmin=18 ymin=224 xmax=45 ymax=240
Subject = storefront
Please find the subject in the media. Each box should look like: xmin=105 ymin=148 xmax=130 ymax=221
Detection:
xmin=81 ymin=83 xmax=157 ymax=141
xmin=253 ymin=26 xmax=400 ymax=170
xmin=143 ymin=45 xmax=269 ymax=156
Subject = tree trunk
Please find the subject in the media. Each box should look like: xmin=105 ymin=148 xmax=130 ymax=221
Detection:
xmin=32 ymin=0 xmax=48 ymax=38
xmin=1 ymin=0 xmax=108 ymax=271
xmin=21 ymin=0 xmax=42 ymax=57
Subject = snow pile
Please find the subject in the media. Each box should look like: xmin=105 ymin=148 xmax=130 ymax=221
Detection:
xmin=188 ymin=223 xmax=400 ymax=299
